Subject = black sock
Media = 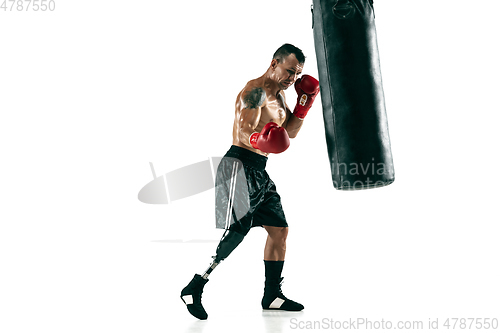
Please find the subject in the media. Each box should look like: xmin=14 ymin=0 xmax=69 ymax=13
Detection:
xmin=264 ymin=260 xmax=284 ymax=284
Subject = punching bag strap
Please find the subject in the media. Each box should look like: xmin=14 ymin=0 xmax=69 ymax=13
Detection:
xmin=311 ymin=3 xmax=314 ymax=28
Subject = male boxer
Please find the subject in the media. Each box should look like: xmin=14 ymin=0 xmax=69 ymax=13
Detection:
xmin=180 ymin=44 xmax=319 ymax=320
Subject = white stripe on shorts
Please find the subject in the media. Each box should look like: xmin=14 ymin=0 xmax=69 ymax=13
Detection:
xmin=224 ymin=161 xmax=238 ymax=229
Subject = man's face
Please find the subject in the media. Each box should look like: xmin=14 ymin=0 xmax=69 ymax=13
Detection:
xmin=272 ymin=54 xmax=304 ymax=90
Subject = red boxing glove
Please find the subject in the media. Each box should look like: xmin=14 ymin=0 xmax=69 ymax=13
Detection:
xmin=293 ymin=74 xmax=320 ymax=119
xmin=249 ymin=122 xmax=290 ymax=154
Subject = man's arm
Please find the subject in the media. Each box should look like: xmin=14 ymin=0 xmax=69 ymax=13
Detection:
xmin=239 ymin=87 xmax=290 ymax=154
xmin=238 ymin=87 xmax=266 ymax=149
xmin=281 ymin=93 xmax=303 ymax=138
xmin=283 ymin=74 xmax=320 ymax=138
xmin=283 ymin=109 xmax=304 ymax=139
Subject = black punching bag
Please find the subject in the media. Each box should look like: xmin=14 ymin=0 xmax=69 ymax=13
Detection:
xmin=312 ymin=0 xmax=395 ymax=190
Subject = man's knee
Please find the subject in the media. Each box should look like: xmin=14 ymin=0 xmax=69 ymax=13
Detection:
xmin=265 ymin=226 xmax=288 ymax=243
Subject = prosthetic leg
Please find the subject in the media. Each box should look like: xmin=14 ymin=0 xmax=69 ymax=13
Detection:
xmin=202 ymin=230 xmax=245 ymax=278
xmin=180 ymin=230 xmax=245 ymax=320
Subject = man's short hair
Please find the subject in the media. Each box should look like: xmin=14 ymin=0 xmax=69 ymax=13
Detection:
xmin=273 ymin=43 xmax=306 ymax=64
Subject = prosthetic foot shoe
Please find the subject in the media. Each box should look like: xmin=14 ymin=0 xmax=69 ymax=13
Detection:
xmin=261 ymin=277 xmax=304 ymax=311
xmin=180 ymin=274 xmax=209 ymax=320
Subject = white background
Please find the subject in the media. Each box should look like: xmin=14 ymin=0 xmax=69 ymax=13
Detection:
xmin=1 ymin=0 xmax=499 ymax=332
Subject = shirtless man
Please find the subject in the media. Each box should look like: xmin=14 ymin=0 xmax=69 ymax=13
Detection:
xmin=180 ymin=44 xmax=319 ymax=320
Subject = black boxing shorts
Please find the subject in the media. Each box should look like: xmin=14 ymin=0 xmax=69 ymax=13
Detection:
xmin=214 ymin=145 xmax=288 ymax=235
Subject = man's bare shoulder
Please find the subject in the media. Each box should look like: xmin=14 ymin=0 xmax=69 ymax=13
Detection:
xmin=239 ymin=78 xmax=267 ymax=109
xmin=242 ymin=87 xmax=266 ymax=109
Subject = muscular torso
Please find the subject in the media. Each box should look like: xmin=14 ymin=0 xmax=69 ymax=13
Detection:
xmin=232 ymin=77 xmax=290 ymax=156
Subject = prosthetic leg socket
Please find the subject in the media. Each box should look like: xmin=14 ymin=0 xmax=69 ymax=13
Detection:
xmin=201 ymin=230 xmax=245 ymax=279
